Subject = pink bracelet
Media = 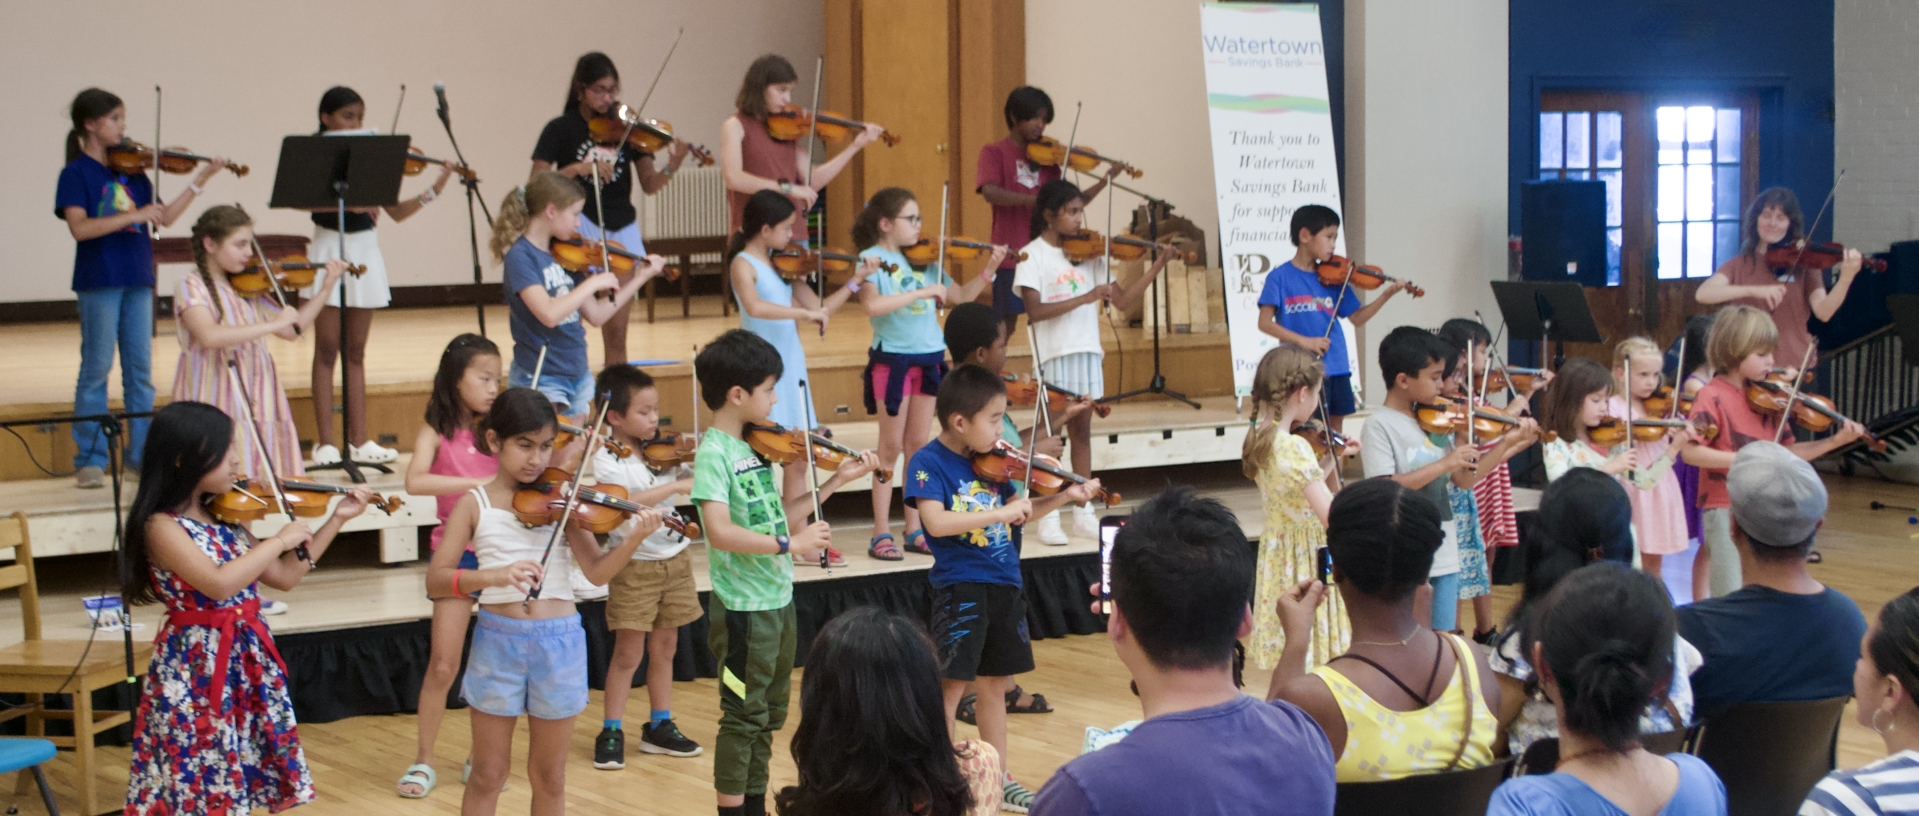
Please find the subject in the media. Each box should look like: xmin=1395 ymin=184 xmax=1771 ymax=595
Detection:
xmin=452 ymin=568 xmax=468 ymax=599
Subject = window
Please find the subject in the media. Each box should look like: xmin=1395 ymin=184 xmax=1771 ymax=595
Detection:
xmin=1654 ymin=106 xmax=1742 ymax=279
xmin=1539 ymin=110 xmax=1624 ymax=285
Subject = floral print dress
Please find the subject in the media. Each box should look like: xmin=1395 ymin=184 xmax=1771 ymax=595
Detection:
xmin=1248 ymin=434 xmax=1348 ymax=670
xmin=126 ymin=514 xmax=312 ymax=814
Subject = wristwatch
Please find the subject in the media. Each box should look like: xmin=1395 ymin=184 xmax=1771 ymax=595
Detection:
xmin=779 ymin=180 xmax=794 ymax=196
xmin=775 ymin=534 xmax=791 ymax=554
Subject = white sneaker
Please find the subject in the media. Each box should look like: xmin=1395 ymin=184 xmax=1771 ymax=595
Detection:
xmin=1035 ymin=511 xmax=1068 ymax=546
xmin=310 ymin=444 xmax=342 ymax=466
xmin=261 ymin=599 xmax=289 ymax=616
xmin=1072 ymin=505 xmax=1099 ymax=539
xmin=352 ymin=441 xmax=400 ymax=464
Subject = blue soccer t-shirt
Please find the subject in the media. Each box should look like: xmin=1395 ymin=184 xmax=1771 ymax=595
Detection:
xmin=1256 ymin=261 xmax=1360 ymax=377
xmin=905 ymin=439 xmax=1021 ymax=588
xmin=55 ymin=155 xmax=155 ymax=291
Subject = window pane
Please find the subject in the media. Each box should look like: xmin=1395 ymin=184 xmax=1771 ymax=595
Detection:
xmin=1687 ymin=164 xmax=1714 ymax=221
xmin=1540 ymin=170 xmax=1561 ymax=181
xmin=1716 ymin=109 xmax=1741 ymax=163
xmin=1540 ymin=113 xmax=1563 ymax=170
xmin=1657 ymin=106 xmax=1685 ymax=165
xmin=1715 ymin=222 xmax=1741 ymax=269
xmin=1597 ymin=112 xmax=1623 ymax=168
xmin=1607 ymin=228 xmax=1623 ymax=287
xmin=1599 ymin=169 xmax=1623 ymax=228
xmin=1657 ymin=223 xmax=1683 ymax=280
xmin=1567 ymin=170 xmax=1590 ymax=180
xmin=1566 ymin=112 xmax=1591 ymax=169
xmin=1657 ymin=165 xmax=1685 ymax=222
xmin=1715 ymin=165 xmax=1741 ymax=218
xmin=1687 ymin=222 xmax=1715 ymax=279
xmin=1686 ymin=106 xmax=1715 ymax=144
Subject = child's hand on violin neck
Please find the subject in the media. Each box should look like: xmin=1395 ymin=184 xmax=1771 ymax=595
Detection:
xmin=333 ymin=486 xmax=375 ymax=520
xmin=1065 ymin=478 xmax=1101 ymax=504
xmin=834 ymin=449 xmax=882 ymax=480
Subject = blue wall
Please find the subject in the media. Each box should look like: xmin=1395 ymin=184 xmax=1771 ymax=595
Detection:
xmin=1508 ymin=0 xmax=1835 ymax=241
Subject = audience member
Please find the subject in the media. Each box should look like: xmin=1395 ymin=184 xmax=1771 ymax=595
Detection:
xmin=1800 ymin=585 xmax=1919 ymax=816
xmin=1678 ymin=442 xmax=1866 ymax=716
xmin=1487 ymin=564 xmax=1727 ymax=815
xmin=1030 ymin=487 xmax=1335 ymax=816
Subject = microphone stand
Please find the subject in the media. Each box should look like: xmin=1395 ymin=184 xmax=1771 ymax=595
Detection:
xmin=435 ymin=86 xmax=493 ymax=335
xmin=1103 ymin=181 xmax=1199 ymax=409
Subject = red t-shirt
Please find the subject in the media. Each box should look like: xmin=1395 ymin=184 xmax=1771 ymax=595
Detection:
xmin=1715 ymin=254 xmax=1824 ymax=367
xmin=1688 ymin=375 xmax=1784 ymax=510
xmin=976 ymin=137 xmax=1060 ymax=270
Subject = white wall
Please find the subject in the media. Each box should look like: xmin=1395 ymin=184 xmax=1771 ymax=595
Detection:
xmin=0 ymin=0 xmax=820 ymax=304
xmin=1835 ymin=0 xmax=1919 ymax=249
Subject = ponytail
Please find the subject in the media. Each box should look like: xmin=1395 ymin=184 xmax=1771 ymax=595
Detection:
xmin=67 ymin=88 xmax=123 ymax=165
xmin=189 ymin=205 xmax=254 ymax=323
xmin=852 ymin=187 xmax=917 ymax=251
xmin=490 ymin=172 xmax=583 ymax=262
xmin=726 ymin=189 xmax=798 ymax=267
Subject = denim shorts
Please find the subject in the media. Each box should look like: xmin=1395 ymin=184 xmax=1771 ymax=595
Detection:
xmin=461 ymin=610 xmax=588 ymax=719
xmin=508 ymin=365 xmax=597 ymax=420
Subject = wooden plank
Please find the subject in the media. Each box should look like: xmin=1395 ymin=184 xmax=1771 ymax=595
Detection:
xmin=1164 ymin=259 xmax=1191 ymax=332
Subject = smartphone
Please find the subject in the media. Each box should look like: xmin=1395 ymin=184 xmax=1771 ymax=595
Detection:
xmin=1099 ymin=514 xmax=1128 ymax=615
xmin=1316 ymin=546 xmax=1334 ymax=585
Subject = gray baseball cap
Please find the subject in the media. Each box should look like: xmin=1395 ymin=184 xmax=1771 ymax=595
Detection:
xmin=1727 ymin=441 xmax=1827 ymax=549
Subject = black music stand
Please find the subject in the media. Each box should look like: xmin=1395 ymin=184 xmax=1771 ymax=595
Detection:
xmin=1890 ymin=295 xmax=1919 ymax=368
xmin=268 ymin=135 xmax=408 ymax=483
xmin=1103 ymin=183 xmax=1200 ymax=410
xmin=1489 ymin=281 xmax=1603 ymax=370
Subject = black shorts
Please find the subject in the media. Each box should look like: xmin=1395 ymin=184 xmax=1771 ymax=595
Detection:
xmin=931 ymin=582 xmax=1034 ymax=681
xmin=991 ymin=266 xmax=1025 ymax=316
xmin=1318 ymin=374 xmax=1356 ymax=417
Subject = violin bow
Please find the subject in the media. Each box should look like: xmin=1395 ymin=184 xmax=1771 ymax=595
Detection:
xmin=587 ymin=161 xmax=615 ymax=278
xmin=389 ymin=84 xmax=406 ymax=136
xmin=247 ymin=238 xmax=303 ymax=338
xmin=1474 ymin=310 xmax=1520 ymax=405
xmin=223 ymin=357 xmax=309 ymax=563
xmin=151 ymin=86 xmax=162 ymax=239
xmin=798 ymin=379 xmax=829 ymax=570
xmin=1785 ymin=169 xmax=1846 ymax=275
xmin=1772 ymin=342 xmax=1818 ymax=444
xmin=804 ymin=57 xmax=826 ymax=322
xmin=525 ymin=397 xmax=614 ymax=608
xmin=1023 ymin=325 xmax=1050 ymax=494
xmin=634 ymin=27 xmax=684 ymax=117
xmin=531 ymin=343 xmax=549 ymax=386
xmin=935 ymin=181 xmax=951 ymax=321
xmin=1668 ymin=335 xmax=1686 ymax=421
xmin=689 ymin=344 xmax=700 ymax=439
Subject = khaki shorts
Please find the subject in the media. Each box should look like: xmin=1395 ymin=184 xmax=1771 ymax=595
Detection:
xmin=605 ymin=551 xmax=703 ymax=632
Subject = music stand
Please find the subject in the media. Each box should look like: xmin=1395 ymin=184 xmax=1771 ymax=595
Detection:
xmin=1890 ymin=295 xmax=1919 ymax=368
xmin=1489 ymin=281 xmax=1603 ymax=369
xmin=1103 ymin=182 xmax=1199 ymax=410
xmin=268 ymin=135 xmax=408 ymax=483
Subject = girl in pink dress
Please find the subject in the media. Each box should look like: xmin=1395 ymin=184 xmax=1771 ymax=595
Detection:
xmin=1610 ymin=338 xmax=1697 ymax=579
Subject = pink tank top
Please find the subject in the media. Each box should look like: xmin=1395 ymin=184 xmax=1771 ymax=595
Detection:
xmin=728 ymin=112 xmax=809 ymax=243
xmin=428 ymin=427 xmax=497 ymax=551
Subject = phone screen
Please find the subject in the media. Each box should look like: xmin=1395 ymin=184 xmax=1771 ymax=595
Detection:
xmin=1316 ymin=546 xmax=1334 ymax=585
xmin=1099 ymin=515 xmax=1127 ymax=615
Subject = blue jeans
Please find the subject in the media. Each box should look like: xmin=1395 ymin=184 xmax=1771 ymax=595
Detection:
xmin=73 ymin=287 xmax=154 ymax=470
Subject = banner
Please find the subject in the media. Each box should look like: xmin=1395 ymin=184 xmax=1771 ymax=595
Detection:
xmin=1200 ymin=3 xmax=1347 ymax=397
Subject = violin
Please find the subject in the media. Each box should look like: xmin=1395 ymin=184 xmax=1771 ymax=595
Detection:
xmin=549 ymin=237 xmax=681 ymax=282
xmin=765 ymin=105 xmax=901 ymax=147
xmin=902 ymin=237 xmax=1026 ymax=267
xmin=1315 ymin=255 xmax=1425 ymax=298
xmin=205 ymin=478 xmax=402 ymax=525
xmin=744 ymin=422 xmax=892 ymax=483
xmin=769 ymin=244 xmax=894 ymax=281
xmin=555 ymin=422 xmax=634 ymax=459
xmin=1627 ymin=417 xmax=1716 ymax=444
xmin=1482 ymin=366 xmax=1546 ymax=395
xmin=1058 ymin=231 xmax=1198 ymax=265
xmin=510 ymin=468 xmax=700 ymax=537
xmin=1023 ymin=136 xmax=1141 ymax=178
xmin=1293 ymin=419 xmax=1353 ymax=460
xmin=1763 ymin=240 xmax=1887 ymax=273
xmin=106 ymin=141 xmax=248 ymax=178
xmin=1414 ymin=396 xmax=1517 ymax=440
xmin=588 ymin=104 xmax=716 ymax=167
xmin=229 ymin=255 xmax=367 ymax=297
xmin=1002 ymin=374 xmax=1111 ymax=418
xmin=403 ymin=150 xmax=477 ymax=181
xmin=1744 ymin=375 xmax=1888 ymax=452
xmin=641 ymin=432 xmax=698 ymax=470
xmin=970 ymin=440 xmax=1120 ymax=506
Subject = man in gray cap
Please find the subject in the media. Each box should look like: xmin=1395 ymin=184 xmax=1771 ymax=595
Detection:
xmin=1677 ymin=441 xmax=1867 ymax=716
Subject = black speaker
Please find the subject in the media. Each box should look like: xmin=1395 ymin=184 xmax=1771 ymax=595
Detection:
xmin=1521 ymin=180 xmax=1607 ymax=288
xmin=1888 ymin=240 xmax=1919 ymax=295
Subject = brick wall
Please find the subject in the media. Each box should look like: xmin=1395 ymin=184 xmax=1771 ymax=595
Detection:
xmin=1835 ymin=0 xmax=1919 ymax=248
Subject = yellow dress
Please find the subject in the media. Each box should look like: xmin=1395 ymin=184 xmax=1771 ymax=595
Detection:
xmin=1248 ymin=434 xmax=1348 ymax=670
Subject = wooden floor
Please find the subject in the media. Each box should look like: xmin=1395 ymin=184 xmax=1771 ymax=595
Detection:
xmin=0 ymin=469 xmax=1913 ymax=814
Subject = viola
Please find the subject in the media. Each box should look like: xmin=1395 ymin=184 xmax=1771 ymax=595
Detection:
xmin=1314 ymin=255 xmax=1425 ymax=298
xmin=1058 ymin=231 xmax=1197 ymax=265
xmin=1023 ymin=136 xmax=1141 ymax=178
xmin=588 ymin=104 xmax=716 ymax=166
xmin=971 ymin=440 xmax=1120 ymax=506
xmin=555 ymin=422 xmax=634 ymax=459
xmin=1002 ymin=374 xmax=1111 ymax=418
xmin=1744 ymin=375 xmax=1888 ymax=452
xmin=403 ymin=150 xmax=477 ymax=181
xmin=510 ymin=468 xmax=700 ymax=538
xmin=641 ymin=432 xmax=699 ymax=470
xmin=106 ymin=141 xmax=248 ymax=177
xmin=1293 ymin=419 xmax=1353 ymax=460
xmin=765 ymin=105 xmax=901 ymax=147
xmin=229 ymin=255 xmax=366 ymax=297
xmin=744 ymin=422 xmax=892 ymax=484
xmin=902 ymin=237 xmax=1026 ymax=267
xmin=1763 ymin=240 xmax=1887 ymax=274
xmin=769 ymin=244 xmax=894 ymax=281
xmin=549 ymin=237 xmax=681 ymax=282
xmin=205 ymin=478 xmax=402 ymax=525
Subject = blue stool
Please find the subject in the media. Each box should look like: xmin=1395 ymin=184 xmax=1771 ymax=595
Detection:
xmin=0 ymin=738 xmax=58 ymax=815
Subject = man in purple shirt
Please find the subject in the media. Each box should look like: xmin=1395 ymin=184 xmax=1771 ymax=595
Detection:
xmin=1030 ymin=487 xmax=1335 ymax=816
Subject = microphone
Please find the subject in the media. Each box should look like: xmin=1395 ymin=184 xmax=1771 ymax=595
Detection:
xmin=434 ymin=82 xmax=449 ymax=126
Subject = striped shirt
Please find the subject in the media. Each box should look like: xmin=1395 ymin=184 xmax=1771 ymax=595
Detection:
xmin=1801 ymin=750 xmax=1919 ymax=816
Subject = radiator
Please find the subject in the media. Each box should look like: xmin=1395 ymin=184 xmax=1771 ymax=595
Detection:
xmin=640 ymin=165 xmax=729 ymax=241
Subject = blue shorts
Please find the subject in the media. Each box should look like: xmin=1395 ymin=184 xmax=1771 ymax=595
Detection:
xmin=509 ymin=365 xmax=596 ymax=420
xmin=1428 ymin=572 xmax=1460 ymax=633
xmin=1318 ymin=374 xmax=1356 ymax=418
xmin=991 ymin=265 xmax=1025 ymax=316
xmin=574 ymin=215 xmax=644 ymax=256
xmin=461 ymin=610 xmax=589 ymax=720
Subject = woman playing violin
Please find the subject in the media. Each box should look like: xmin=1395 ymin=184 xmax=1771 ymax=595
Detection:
xmin=532 ymin=53 xmax=688 ymax=367
xmin=1695 ymin=188 xmax=1863 ymax=369
xmin=721 ymin=54 xmax=881 ymax=244
xmin=58 ymin=88 xmax=229 ymax=488
xmin=1255 ymin=205 xmax=1406 ymax=437
xmin=306 ymin=86 xmax=458 ymax=467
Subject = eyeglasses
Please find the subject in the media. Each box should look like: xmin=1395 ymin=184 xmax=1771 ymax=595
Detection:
xmin=899 ymin=215 xmax=923 ymax=224
xmin=584 ymin=82 xmax=620 ymax=97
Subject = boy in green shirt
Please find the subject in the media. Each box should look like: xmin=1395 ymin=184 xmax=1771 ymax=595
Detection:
xmin=690 ymin=329 xmax=878 ymax=816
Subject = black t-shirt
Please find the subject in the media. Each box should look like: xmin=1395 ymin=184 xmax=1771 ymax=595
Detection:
xmin=531 ymin=110 xmax=649 ymax=231
xmin=310 ymin=209 xmax=377 ymax=233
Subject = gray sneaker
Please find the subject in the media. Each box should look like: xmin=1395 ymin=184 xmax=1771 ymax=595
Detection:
xmin=75 ymin=466 xmax=105 ymax=489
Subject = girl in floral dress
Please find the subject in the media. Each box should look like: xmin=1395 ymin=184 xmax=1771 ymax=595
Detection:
xmin=121 ymin=401 xmax=372 ymax=813
xmin=1242 ymin=346 xmax=1348 ymax=671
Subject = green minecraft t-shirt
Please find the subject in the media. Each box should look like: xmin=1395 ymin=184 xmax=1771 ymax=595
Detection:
xmin=691 ymin=428 xmax=793 ymax=611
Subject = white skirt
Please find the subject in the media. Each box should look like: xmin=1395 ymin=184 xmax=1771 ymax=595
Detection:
xmin=302 ymin=226 xmax=392 ymax=309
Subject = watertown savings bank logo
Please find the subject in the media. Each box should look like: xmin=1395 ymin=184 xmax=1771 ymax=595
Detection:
xmin=1234 ymin=253 xmax=1272 ymax=294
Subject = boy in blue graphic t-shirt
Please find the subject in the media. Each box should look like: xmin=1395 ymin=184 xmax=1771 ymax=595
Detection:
xmin=1255 ymin=204 xmax=1405 ymax=435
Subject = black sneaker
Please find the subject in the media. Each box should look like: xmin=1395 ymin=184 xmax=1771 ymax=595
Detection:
xmin=639 ymin=719 xmax=704 ymax=757
xmin=592 ymin=726 xmax=625 ymax=770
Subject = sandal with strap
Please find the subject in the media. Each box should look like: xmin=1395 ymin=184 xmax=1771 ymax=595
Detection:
xmin=956 ymin=692 xmax=979 ymax=725
xmin=397 ymin=764 xmax=436 ymax=799
xmin=903 ymin=528 xmax=932 ymax=556
xmin=1005 ymin=685 xmax=1053 ymax=714
xmin=869 ymin=533 xmax=903 ymax=562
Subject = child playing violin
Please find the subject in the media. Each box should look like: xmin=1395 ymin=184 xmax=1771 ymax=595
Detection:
xmin=59 ymin=87 xmax=227 ymax=488
xmin=852 ymin=187 xmax=1002 ymax=560
xmin=1610 ymin=337 xmax=1698 ymax=582
xmin=174 ymin=205 xmax=347 ymax=483
xmin=1540 ymin=358 xmax=1641 ymax=485
xmin=1437 ymin=319 xmax=1542 ymax=642
xmin=1674 ymin=314 xmax=1715 ymax=601
xmin=532 ymin=52 xmax=689 ymax=366
xmin=721 ymin=54 xmax=881 ymax=244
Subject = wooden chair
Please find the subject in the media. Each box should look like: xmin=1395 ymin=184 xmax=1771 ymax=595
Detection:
xmin=0 ymin=511 xmax=153 ymax=816
xmin=643 ymin=235 xmax=731 ymax=321
xmin=1333 ymin=758 xmax=1515 ymax=816
xmin=1691 ymin=696 xmax=1848 ymax=816
xmin=1515 ymin=728 xmax=1696 ymax=777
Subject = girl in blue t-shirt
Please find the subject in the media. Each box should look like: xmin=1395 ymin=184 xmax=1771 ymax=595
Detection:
xmin=488 ymin=170 xmax=661 ymax=423
xmin=852 ymin=187 xmax=1002 ymax=561
xmin=56 ymin=87 xmax=228 ymax=487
